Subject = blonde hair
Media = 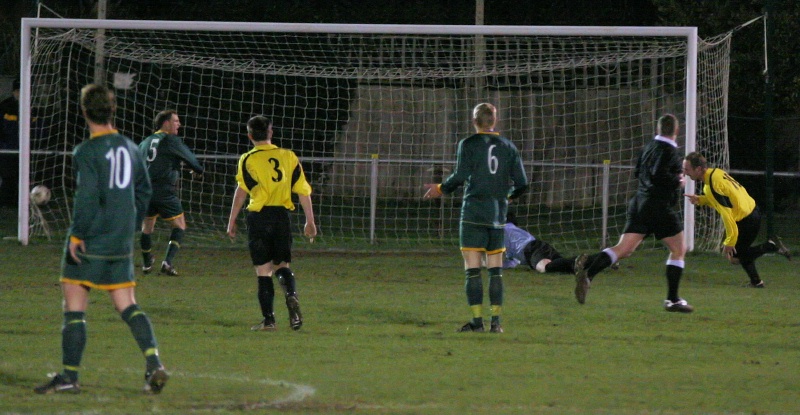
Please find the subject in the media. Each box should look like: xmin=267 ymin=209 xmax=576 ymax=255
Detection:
xmin=472 ymin=103 xmax=496 ymax=130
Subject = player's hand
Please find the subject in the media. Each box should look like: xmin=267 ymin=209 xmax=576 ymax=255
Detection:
xmin=423 ymin=184 xmax=442 ymax=199
xmin=683 ymin=194 xmax=699 ymax=205
xmin=68 ymin=238 xmax=85 ymax=264
xmin=226 ymin=221 xmax=237 ymax=240
xmin=722 ymin=245 xmax=736 ymax=260
xmin=304 ymin=222 xmax=317 ymax=243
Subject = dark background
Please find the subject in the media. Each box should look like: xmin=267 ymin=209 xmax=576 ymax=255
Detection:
xmin=1 ymin=0 xmax=798 ymax=211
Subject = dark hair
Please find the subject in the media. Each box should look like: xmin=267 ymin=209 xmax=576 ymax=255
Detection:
xmin=154 ymin=109 xmax=177 ymax=130
xmin=12 ymin=79 xmax=20 ymax=91
xmin=506 ymin=211 xmax=517 ymax=226
xmin=80 ymin=84 xmax=115 ymax=124
xmin=247 ymin=115 xmax=272 ymax=141
xmin=657 ymin=114 xmax=678 ymax=137
xmin=684 ymin=151 xmax=707 ymax=169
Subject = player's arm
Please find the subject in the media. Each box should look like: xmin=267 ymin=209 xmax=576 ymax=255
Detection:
xmin=439 ymin=140 xmax=468 ymax=195
xmin=132 ymin=143 xmax=152 ymax=226
xmin=226 ymin=185 xmax=247 ymax=239
xmin=174 ymin=137 xmax=205 ymax=175
xmin=69 ymin=150 xmax=100 ymax=243
xmin=290 ymin=161 xmax=317 ymax=239
xmin=507 ymin=147 xmax=529 ymax=200
xmin=711 ymin=181 xmax=740 ymax=248
xmin=298 ymin=194 xmax=317 ymax=239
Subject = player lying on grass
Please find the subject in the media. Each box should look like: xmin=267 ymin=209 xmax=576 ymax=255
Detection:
xmin=502 ymin=213 xmax=588 ymax=274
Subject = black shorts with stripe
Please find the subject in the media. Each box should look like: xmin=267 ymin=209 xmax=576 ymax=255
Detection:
xmin=246 ymin=206 xmax=292 ymax=266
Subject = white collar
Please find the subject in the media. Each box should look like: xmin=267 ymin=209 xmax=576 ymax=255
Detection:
xmin=654 ymin=135 xmax=677 ymax=148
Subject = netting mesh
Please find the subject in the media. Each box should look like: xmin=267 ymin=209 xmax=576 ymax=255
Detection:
xmin=24 ymin=24 xmax=729 ymax=251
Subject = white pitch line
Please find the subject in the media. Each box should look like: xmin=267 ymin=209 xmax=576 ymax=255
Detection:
xmin=178 ymin=371 xmax=316 ymax=405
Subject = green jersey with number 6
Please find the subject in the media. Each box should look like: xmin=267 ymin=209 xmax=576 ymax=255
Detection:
xmin=440 ymin=132 xmax=528 ymax=228
xmin=68 ymin=130 xmax=152 ymax=257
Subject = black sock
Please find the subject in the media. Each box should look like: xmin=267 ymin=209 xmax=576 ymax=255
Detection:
xmin=257 ymin=276 xmax=275 ymax=319
xmin=62 ymin=311 xmax=86 ymax=382
xmin=587 ymin=252 xmax=613 ymax=279
xmin=544 ymin=257 xmax=574 ymax=273
xmin=275 ymin=267 xmax=297 ymax=297
xmin=666 ymin=264 xmax=683 ymax=302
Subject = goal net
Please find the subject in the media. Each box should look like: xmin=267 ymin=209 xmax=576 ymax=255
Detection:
xmin=19 ymin=20 xmax=729 ymax=252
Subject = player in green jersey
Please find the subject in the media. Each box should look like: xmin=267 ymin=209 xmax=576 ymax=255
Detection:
xmin=424 ymin=103 xmax=528 ymax=333
xmin=34 ymin=84 xmax=168 ymax=395
xmin=138 ymin=110 xmax=204 ymax=276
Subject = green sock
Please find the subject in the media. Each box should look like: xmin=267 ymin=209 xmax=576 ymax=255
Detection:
xmin=62 ymin=311 xmax=86 ymax=382
xmin=121 ymin=304 xmax=162 ymax=370
xmin=465 ymin=268 xmax=482 ymax=326
xmin=164 ymin=228 xmax=184 ymax=264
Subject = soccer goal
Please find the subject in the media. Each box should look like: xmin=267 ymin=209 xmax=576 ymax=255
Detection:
xmin=18 ymin=19 xmax=730 ymax=251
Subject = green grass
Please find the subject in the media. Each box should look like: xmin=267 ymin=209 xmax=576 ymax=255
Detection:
xmin=1 ymin=232 xmax=799 ymax=414
xmin=2 ymin=207 xmax=799 ymax=414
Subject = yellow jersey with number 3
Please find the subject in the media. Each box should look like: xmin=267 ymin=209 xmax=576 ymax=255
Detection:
xmin=235 ymin=143 xmax=312 ymax=212
xmin=696 ymin=167 xmax=755 ymax=247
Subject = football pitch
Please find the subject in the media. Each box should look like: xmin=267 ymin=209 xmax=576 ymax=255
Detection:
xmin=1 ymin=223 xmax=799 ymax=414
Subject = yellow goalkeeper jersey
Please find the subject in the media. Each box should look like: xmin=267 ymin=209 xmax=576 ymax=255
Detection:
xmin=696 ymin=167 xmax=756 ymax=247
xmin=235 ymin=143 xmax=312 ymax=212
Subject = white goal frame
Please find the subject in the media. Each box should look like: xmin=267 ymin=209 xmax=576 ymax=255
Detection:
xmin=18 ymin=18 xmax=700 ymax=248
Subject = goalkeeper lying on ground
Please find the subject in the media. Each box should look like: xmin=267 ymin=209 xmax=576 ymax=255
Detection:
xmin=503 ymin=213 xmax=588 ymax=274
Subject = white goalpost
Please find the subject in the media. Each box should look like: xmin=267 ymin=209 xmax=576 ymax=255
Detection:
xmin=18 ymin=18 xmax=729 ymax=251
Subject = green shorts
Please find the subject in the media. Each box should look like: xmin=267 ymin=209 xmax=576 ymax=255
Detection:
xmin=146 ymin=192 xmax=184 ymax=221
xmin=459 ymin=222 xmax=506 ymax=254
xmin=61 ymin=249 xmax=136 ymax=290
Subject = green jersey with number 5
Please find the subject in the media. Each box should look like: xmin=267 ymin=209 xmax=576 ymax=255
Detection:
xmin=138 ymin=131 xmax=204 ymax=194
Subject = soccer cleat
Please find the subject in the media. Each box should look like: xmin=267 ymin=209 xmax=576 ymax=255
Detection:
xmin=286 ymin=295 xmax=303 ymax=331
xmin=663 ymin=298 xmax=694 ymax=313
xmin=33 ymin=373 xmax=80 ymax=394
xmin=160 ymin=261 xmax=178 ymax=276
xmin=457 ymin=322 xmax=485 ymax=332
xmin=489 ymin=322 xmax=504 ymax=333
xmin=142 ymin=252 xmax=155 ymax=274
xmin=744 ymin=280 xmax=765 ymax=288
xmin=768 ymin=237 xmax=792 ymax=261
xmin=250 ymin=315 xmax=277 ymax=331
xmin=573 ymin=254 xmax=590 ymax=304
xmin=143 ymin=366 xmax=169 ymax=394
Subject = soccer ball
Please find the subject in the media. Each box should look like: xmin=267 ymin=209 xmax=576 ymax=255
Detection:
xmin=30 ymin=185 xmax=51 ymax=206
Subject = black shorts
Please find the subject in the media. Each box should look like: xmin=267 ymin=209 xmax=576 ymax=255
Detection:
xmin=524 ymin=239 xmax=562 ymax=269
xmin=622 ymin=194 xmax=682 ymax=240
xmin=732 ymin=206 xmax=761 ymax=256
xmin=246 ymin=207 xmax=292 ymax=266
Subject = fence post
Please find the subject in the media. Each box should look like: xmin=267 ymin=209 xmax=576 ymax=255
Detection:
xmin=601 ymin=160 xmax=610 ymax=248
xmin=370 ymin=154 xmax=378 ymax=244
